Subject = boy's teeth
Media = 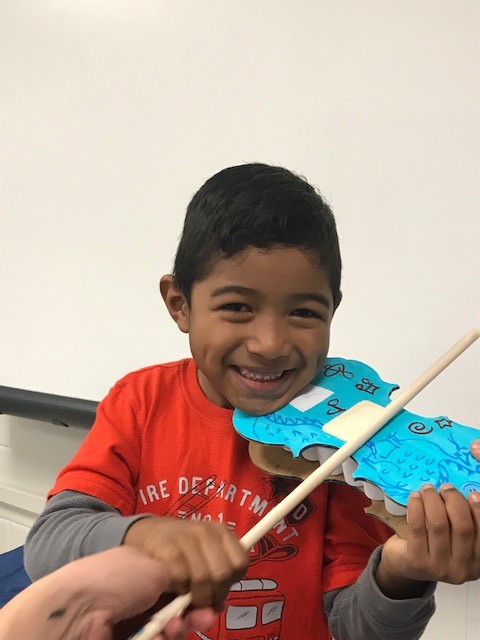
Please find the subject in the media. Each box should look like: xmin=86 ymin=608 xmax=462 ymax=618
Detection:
xmin=237 ymin=367 xmax=285 ymax=382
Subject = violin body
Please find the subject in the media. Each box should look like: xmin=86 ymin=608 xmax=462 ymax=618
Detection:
xmin=233 ymin=357 xmax=480 ymax=519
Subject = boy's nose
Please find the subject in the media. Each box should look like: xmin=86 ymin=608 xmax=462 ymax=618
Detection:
xmin=246 ymin=319 xmax=291 ymax=360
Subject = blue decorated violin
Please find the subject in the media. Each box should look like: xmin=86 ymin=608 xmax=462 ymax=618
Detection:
xmin=232 ymin=330 xmax=480 ymax=535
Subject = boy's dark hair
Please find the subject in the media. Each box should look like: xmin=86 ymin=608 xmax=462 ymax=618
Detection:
xmin=173 ymin=163 xmax=342 ymax=307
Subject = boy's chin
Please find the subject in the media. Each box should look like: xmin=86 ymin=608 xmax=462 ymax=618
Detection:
xmin=233 ymin=397 xmax=289 ymax=417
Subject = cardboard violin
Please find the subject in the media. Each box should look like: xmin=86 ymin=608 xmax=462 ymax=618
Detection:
xmin=233 ymin=351 xmax=480 ymax=537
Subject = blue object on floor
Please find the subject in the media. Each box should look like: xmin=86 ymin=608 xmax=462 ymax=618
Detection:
xmin=0 ymin=546 xmax=31 ymax=607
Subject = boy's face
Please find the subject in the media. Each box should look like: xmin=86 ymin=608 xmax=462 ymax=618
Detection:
xmin=161 ymin=246 xmax=335 ymax=416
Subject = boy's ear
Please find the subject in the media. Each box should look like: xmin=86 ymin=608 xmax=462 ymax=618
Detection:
xmin=159 ymin=275 xmax=190 ymax=333
xmin=333 ymin=291 xmax=343 ymax=315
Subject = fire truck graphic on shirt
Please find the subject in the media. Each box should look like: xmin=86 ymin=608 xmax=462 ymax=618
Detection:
xmin=164 ymin=475 xmax=317 ymax=639
xmin=195 ymin=578 xmax=285 ymax=640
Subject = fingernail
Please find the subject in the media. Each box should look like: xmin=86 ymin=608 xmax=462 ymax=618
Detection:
xmin=409 ymin=491 xmax=421 ymax=499
xmin=440 ymin=483 xmax=456 ymax=491
xmin=421 ymin=483 xmax=436 ymax=490
xmin=470 ymin=492 xmax=480 ymax=505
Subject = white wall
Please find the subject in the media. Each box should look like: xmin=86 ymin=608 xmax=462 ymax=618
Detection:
xmin=1 ymin=2 xmax=479 ymax=638
xmin=1 ymin=0 xmax=479 ymax=407
xmin=0 ymin=416 xmax=85 ymax=552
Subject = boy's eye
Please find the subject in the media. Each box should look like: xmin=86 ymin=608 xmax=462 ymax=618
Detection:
xmin=291 ymin=308 xmax=323 ymax=320
xmin=219 ymin=302 xmax=251 ymax=313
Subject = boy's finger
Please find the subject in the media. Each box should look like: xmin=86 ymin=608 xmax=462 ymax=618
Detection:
xmin=219 ymin=527 xmax=249 ymax=582
xmin=420 ymin=484 xmax=450 ymax=561
xmin=440 ymin=484 xmax=474 ymax=567
xmin=470 ymin=440 xmax=480 ymax=459
xmin=181 ymin=539 xmax=216 ymax=608
xmin=161 ymin=538 xmax=199 ymax=597
xmin=406 ymin=491 xmax=428 ymax=557
xmin=196 ymin=532 xmax=244 ymax=608
xmin=468 ymin=492 xmax=480 ymax=563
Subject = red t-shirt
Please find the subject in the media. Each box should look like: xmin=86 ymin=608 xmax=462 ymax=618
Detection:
xmin=50 ymin=359 xmax=392 ymax=639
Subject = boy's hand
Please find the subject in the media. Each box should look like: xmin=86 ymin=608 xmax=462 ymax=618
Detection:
xmin=123 ymin=517 xmax=249 ymax=609
xmin=376 ymin=484 xmax=480 ymax=598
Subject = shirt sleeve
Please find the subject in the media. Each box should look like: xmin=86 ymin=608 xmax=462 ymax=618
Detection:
xmin=323 ymin=546 xmax=436 ymax=640
xmin=24 ymin=490 xmax=151 ymax=580
xmin=322 ymin=482 xmax=394 ymax=592
xmin=49 ymin=380 xmax=144 ymax=514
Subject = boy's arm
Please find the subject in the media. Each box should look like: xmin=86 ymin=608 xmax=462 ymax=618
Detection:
xmin=325 ymin=483 xmax=480 ymax=639
xmin=25 ymin=490 xmax=249 ymax=610
xmin=323 ymin=546 xmax=436 ymax=640
xmin=24 ymin=490 xmax=150 ymax=580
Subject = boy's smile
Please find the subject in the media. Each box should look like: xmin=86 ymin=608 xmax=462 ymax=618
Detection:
xmin=162 ymin=245 xmax=335 ymax=416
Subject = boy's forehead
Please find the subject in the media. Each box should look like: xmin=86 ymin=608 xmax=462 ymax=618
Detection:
xmin=194 ymin=246 xmax=332 ymax=297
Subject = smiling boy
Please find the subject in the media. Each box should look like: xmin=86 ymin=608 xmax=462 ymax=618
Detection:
xmin=25 ymin=164 xmax=480 ymax=639
xmin=161 ymin=245 xmax=333 ymax=416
